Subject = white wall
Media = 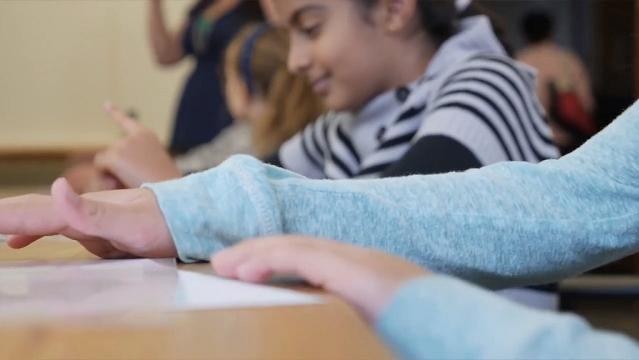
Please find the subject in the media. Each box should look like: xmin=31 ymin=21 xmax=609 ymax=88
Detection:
xmin=0 ymin=0 xmax=193 ymax=149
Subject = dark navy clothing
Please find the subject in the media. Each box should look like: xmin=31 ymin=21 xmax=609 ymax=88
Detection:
xmin=169 ymin=0 xmax=262 ymax=154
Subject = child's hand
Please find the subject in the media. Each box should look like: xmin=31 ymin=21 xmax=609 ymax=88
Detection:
xmin=62 ymin=162 xmax=123 ymax=193
xmin=3 ymin=178 xmax=176 ymax=259
xmin=94 ymin=103 xmax=182 ymax=188
xmin=211 ymin=235 xmax=428 ymax=322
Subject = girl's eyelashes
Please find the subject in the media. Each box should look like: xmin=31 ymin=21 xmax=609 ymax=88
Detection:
xmin=298 ymin=21 xmax=322 ymax=38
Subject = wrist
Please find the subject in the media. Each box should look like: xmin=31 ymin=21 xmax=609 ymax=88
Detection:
xmin=371 ymin=272 xmax=430 ymax=322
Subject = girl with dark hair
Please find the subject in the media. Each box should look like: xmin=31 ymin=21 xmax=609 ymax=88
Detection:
xmin=96 ymin=1 xmax=558 ymax=186
xmin=268 ymin=0 xmax=558 ymax=179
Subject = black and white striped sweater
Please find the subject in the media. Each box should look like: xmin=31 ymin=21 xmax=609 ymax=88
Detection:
xmin=275 ymin=16 xmax=559 ymax=179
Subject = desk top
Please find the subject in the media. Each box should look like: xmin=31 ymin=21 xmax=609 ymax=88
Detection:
xmin=0 ymin=238 xmax=392 ymax=359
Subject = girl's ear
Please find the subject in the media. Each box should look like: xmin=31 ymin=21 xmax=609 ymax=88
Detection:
xmin=380 ymin=0 xmax=418 ymax=33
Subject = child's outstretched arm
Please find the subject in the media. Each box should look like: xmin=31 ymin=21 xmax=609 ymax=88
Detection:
xmin=146 ymin=101 xmax=639 ymax=288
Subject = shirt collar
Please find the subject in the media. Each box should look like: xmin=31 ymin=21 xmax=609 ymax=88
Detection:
xmin=425 ymin=15 xmax=507 ymax=79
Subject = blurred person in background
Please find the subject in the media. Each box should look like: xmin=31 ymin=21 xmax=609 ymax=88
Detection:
xmin=516 ymin=9 xmax=597 ymax=154
xmin=62 ymin=0 xmax=264 ymax=191
xmin=149 ymin=0 xmax=263 ymax=154
xmin=69 ymin=23 xmax=323 ymax=190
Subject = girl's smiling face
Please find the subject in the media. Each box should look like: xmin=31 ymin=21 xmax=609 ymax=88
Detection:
xmin=273 ymin=0 xmax=406 ymax=112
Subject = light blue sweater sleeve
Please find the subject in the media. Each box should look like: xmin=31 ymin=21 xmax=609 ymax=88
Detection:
xmin=377 ymin=275 xmax=639 ymax=359
xmin=145 ymin=101 xmax=639 ymax=289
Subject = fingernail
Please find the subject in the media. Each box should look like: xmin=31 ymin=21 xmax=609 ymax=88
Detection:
xmin=103 ymin=100 xmax=112 ymax=112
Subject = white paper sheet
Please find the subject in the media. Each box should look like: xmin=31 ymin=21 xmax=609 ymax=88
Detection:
xmin=0 ymin=258 xmax=320 ymax=321
xmin=0 ymin=258 xmax=178 ymax=319
xmin=174 ymin=270 xmax=320 ymax=310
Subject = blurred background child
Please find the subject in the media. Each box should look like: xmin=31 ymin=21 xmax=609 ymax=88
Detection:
xmin=65 ymin=23 xmax=323 ymax=191
xmin=516 ymin=9 xmax=597 ymax=154
xmin=149 ymin=0 xmax=263 ymax=155
xmin=172 ymin=23 xmax=325 ymax=176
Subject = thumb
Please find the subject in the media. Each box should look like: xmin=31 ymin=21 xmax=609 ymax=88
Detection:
xmin=51 ymin=177 xmax=119 ymax=239
xmin=50 ymin=177 xmax=176 ymax=258
xmin=104 ymin=101 xmax=139 ymax=135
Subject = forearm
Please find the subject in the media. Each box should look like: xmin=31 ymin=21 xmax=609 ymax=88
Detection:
xmin=148 ymin=0 xmax=183 ymax=65
xmin=147 ymin=102 xmax=639 ymax=287
xmin=377 ymin=276 xmax=639 ymax=359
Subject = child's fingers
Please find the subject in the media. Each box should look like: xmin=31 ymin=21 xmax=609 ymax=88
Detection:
xmin=6 ymin=235 xmax=44 ymax=249
xmin=212 ymin=236 xmax=415 ymax=322
xmin=93 ymin=150 xmax=115 ymax=172
xmin=231 ymin=245 xmax=324 ymax=284
xmin=0 ymin=194 xmax=65 ymax=236
xmin=213 ymin=236 xmax=347 ymax=288
xmin=51 ymin=178 xmax=125 ymax=241
xmin=51 ymin=178 xmax=165 ymax=257
xmin=96 ymin=174 xmax=122 ymax=191
xmin=211 ymin=237 xmax=277 ymax=277
xmin=104 ymin=101 xmax=139 ymax=135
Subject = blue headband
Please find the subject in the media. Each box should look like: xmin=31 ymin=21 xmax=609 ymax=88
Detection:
xmin=239 ymin=23 xmax=271 ymax=95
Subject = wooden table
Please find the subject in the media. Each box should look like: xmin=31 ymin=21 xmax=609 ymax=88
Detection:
xmin=0 ymin=238 xmax=393 ymax=359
